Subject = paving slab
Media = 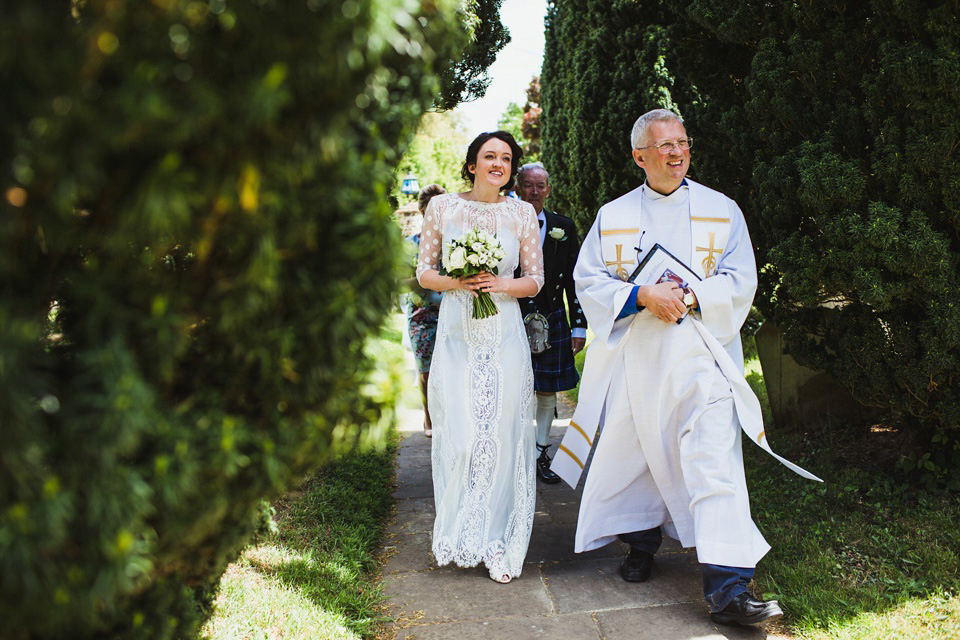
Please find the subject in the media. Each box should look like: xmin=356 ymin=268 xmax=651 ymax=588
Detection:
xmin=543 ymin=553 xmax=702 ymax=614
xmin=388 ymin=496 xmax=435 ymax=535
xmin=381 ymin=530 xmax=434 ymax=575
xmin=395 ymin=459 xmax=432 ymax=488
xmin=533 ymin=493 xmax=582 ymax=525
xmin=524 ymin=522 xmax=622 ymax=565
xmin=392 ymin=475 xmax=435 ymax=500
xmin=394 ymin=612 xmax=601 ymax=640
xmin=597 ymin=603 xmax=771 ymax=640
xmin=385 ymin=566 xmax=554 ymax=624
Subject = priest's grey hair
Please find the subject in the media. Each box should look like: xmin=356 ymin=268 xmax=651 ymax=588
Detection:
xmin=517 ymin=162 xmax=550 ymax=184
xmin=631 ymin=109 xmax=683 ymax=149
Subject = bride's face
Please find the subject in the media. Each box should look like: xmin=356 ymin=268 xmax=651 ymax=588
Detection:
xmin=469 ymin=138 xmax=512 ymax=189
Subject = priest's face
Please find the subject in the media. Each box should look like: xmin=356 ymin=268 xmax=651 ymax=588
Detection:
xmin=516 ymin=167 xmax=551 ymax=214
xmin=631 ymin=119 xmax=690 ymax=195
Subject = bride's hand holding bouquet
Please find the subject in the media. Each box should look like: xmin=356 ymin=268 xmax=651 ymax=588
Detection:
xmin=442 ymin=229 xmax=506 ymax=319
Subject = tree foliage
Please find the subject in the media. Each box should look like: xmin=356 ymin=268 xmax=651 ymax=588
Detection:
xmin=0 ymin=1 xmax=464 ymax=638
xmin=540 ymin=0 xmax=680 ymax=231
xmin=499 ymin=76 xmax=543 ymax=162
xmin=520 ymin=76 xmax=542 ymax=158
xmin=542 ymin=1 xmax=960 ymax=454
xmin=437 ymin=0 xmax=511 ymax=110
xmin=392 ymin=110 xmax=471 ymax=203
xmin=497 ymin=101 xmax=525 ymax=148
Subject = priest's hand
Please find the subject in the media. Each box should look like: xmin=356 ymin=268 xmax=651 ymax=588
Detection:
xmin=637 ymin=282 xmax=686 ymax=323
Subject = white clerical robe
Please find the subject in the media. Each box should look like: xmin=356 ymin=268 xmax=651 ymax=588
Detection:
xmin=565 ymin=180 xmax=816 ymax=568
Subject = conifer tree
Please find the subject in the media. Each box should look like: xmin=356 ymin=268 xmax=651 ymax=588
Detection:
xmin=437 ymin=0 xmax=511 ymax=109
xmin=541 ymin=0 xmax=681 ymax=232
xmin=672 ymin=0 xmax=960 ymax=456
xmin=541 ymin=0 xmax=960 ymax=475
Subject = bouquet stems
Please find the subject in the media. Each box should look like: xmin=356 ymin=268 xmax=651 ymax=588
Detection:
xmin=472 ymin=291 xmax=499 ymax=319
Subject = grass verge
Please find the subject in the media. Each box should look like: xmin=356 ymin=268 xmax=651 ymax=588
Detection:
xmin=745 ymin=422 xmax=960 ymax=639
xmin=566 ymin=329 xmax=959 ymax=639
xmin=204 ymin=314 xmax=406 ymax=640
xmin=203 ymin=439 xmax=398 ymax=640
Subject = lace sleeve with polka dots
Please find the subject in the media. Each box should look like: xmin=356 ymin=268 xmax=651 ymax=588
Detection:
xmin=415 ymin=194 xmax=444 ymax=284
xmin=517 ymin=200 xmax=544 ymax=293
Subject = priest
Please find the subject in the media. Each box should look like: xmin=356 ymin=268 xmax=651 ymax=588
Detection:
xmin=551 ymin=109 xmax=821 ymax=627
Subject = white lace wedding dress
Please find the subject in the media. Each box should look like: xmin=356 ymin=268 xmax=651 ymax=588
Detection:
xmin=416 ymin=193 xmax=544 ymax=580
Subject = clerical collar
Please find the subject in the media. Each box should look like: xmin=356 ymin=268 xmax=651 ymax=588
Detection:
xmin=643 ymin=179 xmax=688 ymax=203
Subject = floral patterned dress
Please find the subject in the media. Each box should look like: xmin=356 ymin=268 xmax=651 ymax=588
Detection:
xmin=404 ymin=233 xmax=442 ymax=373
xmin=416 ymin=193 xmax=544 ymax=580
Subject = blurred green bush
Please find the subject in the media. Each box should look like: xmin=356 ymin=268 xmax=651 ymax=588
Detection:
xmin=0 ymin=1 xmax=467 ymax=637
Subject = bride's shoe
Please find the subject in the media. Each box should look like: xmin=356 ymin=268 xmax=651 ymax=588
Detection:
xmin=488 ymin=570 xmax=512 ymax=584
xmin=487 ymin=553 xmax=512 ymax=583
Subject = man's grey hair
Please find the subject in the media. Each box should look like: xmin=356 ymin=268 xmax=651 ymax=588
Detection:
xmin=517 ymin=162 xmax=549 ymax=183
xmin=630 ymin=109 xmax=683 ymax=149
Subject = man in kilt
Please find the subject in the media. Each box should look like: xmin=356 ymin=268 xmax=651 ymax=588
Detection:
xmin=516 ymin=163 xmax=587 ymax=484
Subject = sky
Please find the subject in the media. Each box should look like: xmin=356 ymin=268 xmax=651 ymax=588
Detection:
xmin=453 ymin=0 xmax=548 ymax=136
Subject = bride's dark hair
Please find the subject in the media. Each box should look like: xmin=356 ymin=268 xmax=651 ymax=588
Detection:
xmin=460 ymin=131 xmax=524 ymax=192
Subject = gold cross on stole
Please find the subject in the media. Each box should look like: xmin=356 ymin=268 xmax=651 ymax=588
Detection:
xmin=696 ymin=232 xmax=723 ymax=277
xmin=605 ymin=244 xmax=631 ymax=281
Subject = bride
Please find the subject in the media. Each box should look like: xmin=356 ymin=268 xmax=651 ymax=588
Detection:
xmin=416 ymin=131 xmax=544 ymax=583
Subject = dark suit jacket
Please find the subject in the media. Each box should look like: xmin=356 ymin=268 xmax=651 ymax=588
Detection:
xmin=518 ymin=210 xmax=586 ymax=333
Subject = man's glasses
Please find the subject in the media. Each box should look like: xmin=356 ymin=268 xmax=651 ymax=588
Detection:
xmin=636 ymin=138 xmax=693 ymax=154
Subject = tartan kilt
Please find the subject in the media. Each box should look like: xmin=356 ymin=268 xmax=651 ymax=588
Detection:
xmin=531 ymin=306 xmax=580 ymax=392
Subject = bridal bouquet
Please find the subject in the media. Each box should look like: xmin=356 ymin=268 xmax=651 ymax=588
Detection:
xmin=443 ymin=228 xmax=506 ymax=319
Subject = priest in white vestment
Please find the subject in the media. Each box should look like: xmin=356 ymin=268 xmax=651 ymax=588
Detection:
xmin=553 ymin=109 xmax=821 ymax=626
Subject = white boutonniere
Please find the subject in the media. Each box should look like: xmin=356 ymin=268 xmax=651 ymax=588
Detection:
xmin=548 ymin=227 xmax=566 ymax=241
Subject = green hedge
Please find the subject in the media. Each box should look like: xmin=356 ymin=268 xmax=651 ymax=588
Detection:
xmin=541 ymin=1 xmax=960 ymax=465
xmin=0 ymin=1 xmax=465 ymax=638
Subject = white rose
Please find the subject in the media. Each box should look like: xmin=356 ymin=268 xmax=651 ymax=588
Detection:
xmin=548 ymin=227 xmax=565 ymax=241
xmin=446 ymin=246 xmax=467 ymax=271
xmin=466 ymin=253 xmax=481 ymax=266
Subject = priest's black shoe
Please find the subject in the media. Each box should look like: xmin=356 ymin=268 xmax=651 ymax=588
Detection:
xmin=536 ymin=445 xmax=561 ymax=484
xmin=710 ymin=592 xmax=783 ymax=626
xmin=618 ymin=548 xmax=653 ymax=583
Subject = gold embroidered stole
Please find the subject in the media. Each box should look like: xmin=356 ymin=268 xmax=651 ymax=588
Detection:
xmin=554 ymin=181 xmax=731 ymax=488
xmin=596 ymin=184 xmax=731 ymax=283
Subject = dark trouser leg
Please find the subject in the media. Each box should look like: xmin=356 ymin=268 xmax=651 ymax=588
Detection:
xmin=701 ymin=563 xmax=754 ymax=612
xmin=619 ymin=527 xmax=662 ymax=555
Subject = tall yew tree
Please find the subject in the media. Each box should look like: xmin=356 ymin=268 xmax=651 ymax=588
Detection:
xmin=675 ymin=0 xmax=960 ymax=471
xmin=540 ymin=0 xmax=683 ymax=231
xmin=542 ymin=0 xmax=960 ymax=475
xmin=0 ymin=1 xmax=477 ymax=638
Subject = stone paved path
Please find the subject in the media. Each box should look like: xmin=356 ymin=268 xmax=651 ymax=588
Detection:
xmin=382 ymin=354 xmax=786 ymax=639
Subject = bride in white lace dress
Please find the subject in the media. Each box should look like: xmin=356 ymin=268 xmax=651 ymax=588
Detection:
xmin=416 ymin=132 xmax=544 ymax=583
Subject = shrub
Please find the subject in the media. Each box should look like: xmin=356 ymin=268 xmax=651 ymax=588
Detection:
xmin=0 ymin=1 xmax=466 ymax=637
xmin=541 ymin=0 xmax=960 ymax=451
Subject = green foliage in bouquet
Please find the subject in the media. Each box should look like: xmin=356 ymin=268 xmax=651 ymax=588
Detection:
xmin=0 ymin=1 xmax=466 ymax=638
xmin=542 ymin=0 xmax=960 ymax=465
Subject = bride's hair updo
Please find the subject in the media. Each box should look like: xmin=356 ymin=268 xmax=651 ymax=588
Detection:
xmin=460 ymin=131 xmax=524 ymax=192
